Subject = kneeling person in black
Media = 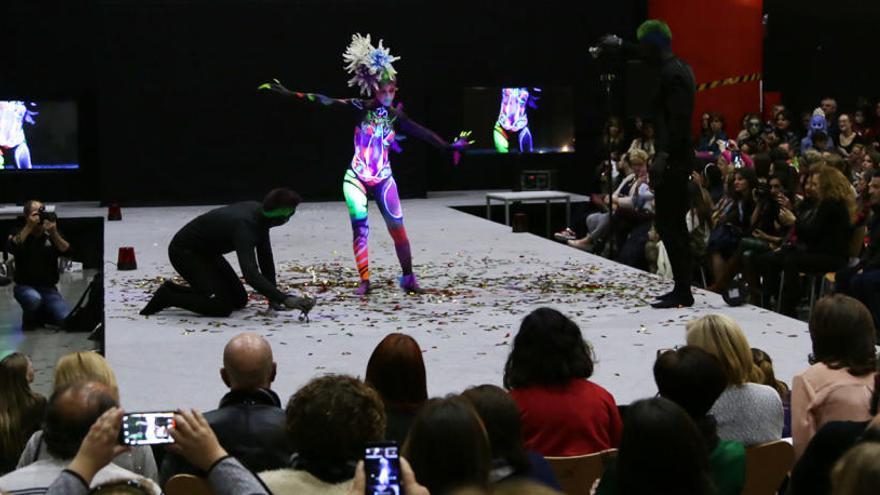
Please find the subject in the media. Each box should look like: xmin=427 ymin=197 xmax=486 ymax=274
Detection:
xmin=140 ymin=188 xmax=312 ymax=317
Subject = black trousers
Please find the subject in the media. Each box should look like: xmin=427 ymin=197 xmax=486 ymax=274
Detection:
xmin=654 ymin=167 xmax=692 ymax=292
xmin=164 ymin=242 xmax=248 ymax=317
xmin=752 ymin=249 xmax=846 ymax=316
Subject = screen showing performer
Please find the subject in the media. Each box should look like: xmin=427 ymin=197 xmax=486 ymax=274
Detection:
xmin=463 ymin=86 xmax=574 ymax=154
xmin=0 ymin=100 xmax=79 ymax=170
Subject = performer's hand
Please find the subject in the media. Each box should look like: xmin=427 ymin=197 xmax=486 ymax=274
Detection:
xmin=451 ymin=130 xmax=474 ymax=150
xmin=257 ymin=78 xmax=292 ymax=96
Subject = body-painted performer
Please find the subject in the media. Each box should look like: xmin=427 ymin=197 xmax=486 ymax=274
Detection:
xmin=259 ymin=34 xmax=472 ymax=295
xmin=140 ymin=188 xmax=315 ymax=319
xmin=0 ymin=101 xmax=37 ymax=169
xmin=494 ymin=87 xmax=540 ymax=153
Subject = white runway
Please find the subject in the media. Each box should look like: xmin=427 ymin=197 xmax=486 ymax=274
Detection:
xmin=64 ymin=192 xmax=810 ymax=411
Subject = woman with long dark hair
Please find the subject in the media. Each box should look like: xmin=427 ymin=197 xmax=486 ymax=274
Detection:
xmin=365 ymin=333 xmax=428 ymax=444
xmin=504 ymin=308 xmax=622 ymax=456
xmin=0 ymin=352 xmax=45 ymax=474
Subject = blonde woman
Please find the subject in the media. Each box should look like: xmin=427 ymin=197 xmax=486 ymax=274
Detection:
xmin=685 ymin=315 xmax=783 ymax=446
xmin=15 ymin=351 xmax=158 ymax=482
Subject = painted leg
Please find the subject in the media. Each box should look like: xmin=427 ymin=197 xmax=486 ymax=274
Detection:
xmin=375 ymin=176 xmax=422 ymax=294
xmin=493 ymin=123 xmax=509 ymax=153
xmin=519 ymin=126 xmax=533 ymax=153
xmin=343 ymin=170 xmax=372 ymax=294
xmin=15 ymin=142 xmax=32 ymax=169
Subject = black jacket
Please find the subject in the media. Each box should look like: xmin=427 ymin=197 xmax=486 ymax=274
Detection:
xmin=795 ymin=199 xmax=851 ymax=259
xmin=159 ymin=388 xmax=291 ymax=484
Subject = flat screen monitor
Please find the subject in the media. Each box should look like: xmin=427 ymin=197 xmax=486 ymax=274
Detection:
xmin=0 ymin=100 xmax=79 ymax=171
xmin=462 ymin=86 xmax=574 ymax=154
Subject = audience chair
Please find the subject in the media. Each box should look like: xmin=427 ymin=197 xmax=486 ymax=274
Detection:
xmin=165 ymin=474 xmax=214 ymax=495
xmin=546 ymin=448 xmax=618 ymax=495
xmin=743 ymin=440 xmax=794 ymax=495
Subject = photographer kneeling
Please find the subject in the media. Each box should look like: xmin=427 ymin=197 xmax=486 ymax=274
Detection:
xmin=7 ymin=200 xmax=71 ymax=329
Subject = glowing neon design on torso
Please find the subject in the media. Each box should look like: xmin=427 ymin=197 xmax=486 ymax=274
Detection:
xmin=497 ymin=88 xmax=530 ymax=132
xmin=351 ymin=106 xmax=397 ymax=185
xmin=0 ymin=101 xmax=27 ymax=148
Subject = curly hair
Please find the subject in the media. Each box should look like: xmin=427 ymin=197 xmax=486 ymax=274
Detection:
xmin=503 ymin=308 xmax=594 ymax=389
xmin=813 ymin=164 xmax=857 ymax=223
xmin=285 ymin=374 xmax=385 ymax=467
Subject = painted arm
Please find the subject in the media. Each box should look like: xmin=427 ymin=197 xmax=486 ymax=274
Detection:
xmin=258 ymin=79 xmax=362 ymax=109
xmin=389 ymin=107 xmax=473 ymax=163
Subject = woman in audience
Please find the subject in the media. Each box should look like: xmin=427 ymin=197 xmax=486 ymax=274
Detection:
xmin=0 ymin=353 xmax=46 ymax=475
xmin=260 ymin=374 xmax=385 ymax=494
xmin=752 ymin=348 xmax=792 ymax=437
xmin=706 ymin=168 xmax=757 ymax=293
xmin=792 ymin=294 xmax=878 ymax=458
xmin=685 ymin=314 xmax=784 ymax=445
xmin=595 ymin=398 xmax=714 ymax=495
xmin=16 ymin=351 xmax=158 ymax=481
xmin=830 ymin=442 xmax=880 ymax=495
xmin=627 ymin=119 xmax=655 ymax=158
xmin=653 ymin=346 xmax=746 ymax=495
xmin=461 ymin=385 xmax=560 ymax=490
xmin=403 ymin=396 xmax=491 ymax=495
xmin=365 ymin=333 xmax=428 ymax=444
xmin=837 ymin=114 xmax=864 ymax=157
xmin=504 ymin=308 xmax=622 ymax=456
xmin=697 ymin=112 xmax=728 ymax=158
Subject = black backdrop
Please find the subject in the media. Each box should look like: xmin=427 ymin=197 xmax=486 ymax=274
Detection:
xmin=1 ymin=0 xmax=647 ymax=204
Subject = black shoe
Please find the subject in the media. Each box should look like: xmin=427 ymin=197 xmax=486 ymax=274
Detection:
xmin=653 ymin=289 xmax=676 ymax=301
xmin=140 ymin=284 xmax=171 ymax=316
xmin=650 ymin=292 xmax=694 ymax=308
xmin=21 ymin=312 xmax=40 ymax=331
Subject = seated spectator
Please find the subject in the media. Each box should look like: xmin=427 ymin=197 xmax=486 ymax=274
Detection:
xmin=160 ymin=333 xmax=292 ymax=483
xmin=0 ymin=381 xmax=159 ymax=494
xmin=627 ymin=119 xmax=655 ymax=158
xmin=17 ymin=351 xmax=157 ymax=481
xmin=595 ymin=398 xmax=714 ymax=495
xmin=696 ymin=112 xmax=728 ymax=158
xmin=686 ymin=315 xmax=784 ymax=445
xmin=836 ymin=172 xmax=880 ymax=328
xmin=792 ymin=294 xmax=877 ymax=458
xmin=653 ymin=346 xmax=746 ymax=495
xmin=700 ymin=162 xmax=725 ymax=204
xmin=599 ymin=116 xmax=627 ymax=165
xmin=748 ymin=164 xmax=855 ymax=316
xmin=837 ymin=114 xmax=864 ymax=157
xmin=863 ymin=149 xmax=880 ymax=172
xmin=6 ymin=200 xmax=71 ymax=329
xmin=773 ymin=109 xmax=801 ymax=150
xmin=649 ymin=182 xmax=712 ymax=279
xmin=752 ymin=348 xmax=792 ymax=437
xmin=404 ymin=396 xmax=491 ymax=494
xmin=802 ymin=110 xmax=834 ymax=154
xmin=568 ymin=149 xmax=653 ymax=252
xmin=46 ymin=407 xmax=275 ymax=495
xmin=505 ymin=308 xmax=622 ymax=456
xmin=0 ymin=352 xmax=46 ymax=475
xmin=365 ymin=333 xmax=428 ymax=445
xmin=347 ymin=454 xmax=429 ymax=495
xmin=259 ymin=374 xmax=385 ymax=494
xmin=830 ymin=441 xmax=880 ymax=495
xmin=461 ymin=385 xmax=560 ymax=490
xmin=789 ymin=374 xmax=880 ymax=495
xmin=706 ymin=168 xmax=757 ymax=292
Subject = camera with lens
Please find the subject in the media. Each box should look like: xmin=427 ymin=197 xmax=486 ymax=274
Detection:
xmin=37 ymin=206 xmax=56 ymax=223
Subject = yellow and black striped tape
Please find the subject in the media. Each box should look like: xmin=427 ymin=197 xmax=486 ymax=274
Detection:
xmin=697 ymin=72 xmax=762 ymax=92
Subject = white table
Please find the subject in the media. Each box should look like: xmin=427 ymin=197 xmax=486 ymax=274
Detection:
xmin=485 ymin=191 xmax=571 ymax=236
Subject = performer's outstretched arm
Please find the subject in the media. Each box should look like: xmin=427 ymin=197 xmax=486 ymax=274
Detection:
xmin=389 ymin=107 xmax=473 ymax=152
xmin=258 ymin=79 xmax=362 ymax=109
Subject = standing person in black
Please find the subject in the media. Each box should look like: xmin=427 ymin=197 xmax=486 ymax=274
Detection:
xmin=7 ymin=200 xmax=71 ymax=329
xmin=140 ymin=188 xmax=313 ymax=317
xmin=628 ymin=20 xmax=697 ymax=307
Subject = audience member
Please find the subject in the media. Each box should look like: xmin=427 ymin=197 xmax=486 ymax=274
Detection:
xmin=836 ymin=171 xmax=880 ymax=328
xmin=830 ymin=441 xmax=880 ymax=495
xmin=599 ymin=116 xmax=627 ymax=164
xmin=792 ymin=294 xmax=878 ymax=458
xmin=504 ymin=308 xmax=622 ymax=456
xmin=789 ymin=374 xmax=880 ymax=495
xmin=17 ymin=351 xmax=157 ymax=481
xmin=802 ymin=110 xmax=833 ymax=154
xmin=160 ymin=333 xmax=292 ymax=483
xmin=259 ymin=374 xmax=385 ymax=494
xmin=685 ymin=314 xmax=784 ymax=445
xmin=706 ymin=168 xmax=757 ymax=292
xmin=653 ymin=346 xmax=746 ymax=495
xmin=461 ymin=385 xmax=560 ymax=490
xmin=751 ymin=348 xmax=792 ymax=437
xmin=45 ymin=407 xmax=275 ymax=495
xmin=365 ymin=333 xmax=428 ymax=444
xmin=837 ymin=114 xmax=864 ymax=156
xmin=697 ymin=112 xmax=728 ymax=157
xmin=627 ymin=119 xmax=655 ymax=158
xmin=347 ymin=455 xmax=429 ymax=495
xmin=404 ymin=396 xmax=492 ymax=495
xmin=0 ymin=352 xmax=46 ymax=475
xmin=595 ymin=398 xmax=714 ymax=495
xmin=0 ymin=382 xmax=159 ymax=494
xmin=6 ymin=200 xmax=71 ymax=329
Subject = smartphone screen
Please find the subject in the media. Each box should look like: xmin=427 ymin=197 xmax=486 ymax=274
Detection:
xmin=364 ymin=442 xmax=402 ymax=495
xmin=120 ymin=412 xmax=176 ymax=446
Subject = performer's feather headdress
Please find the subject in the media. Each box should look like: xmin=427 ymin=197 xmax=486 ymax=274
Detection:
xmin=343 ymin=33 xmax=400 ymax=96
